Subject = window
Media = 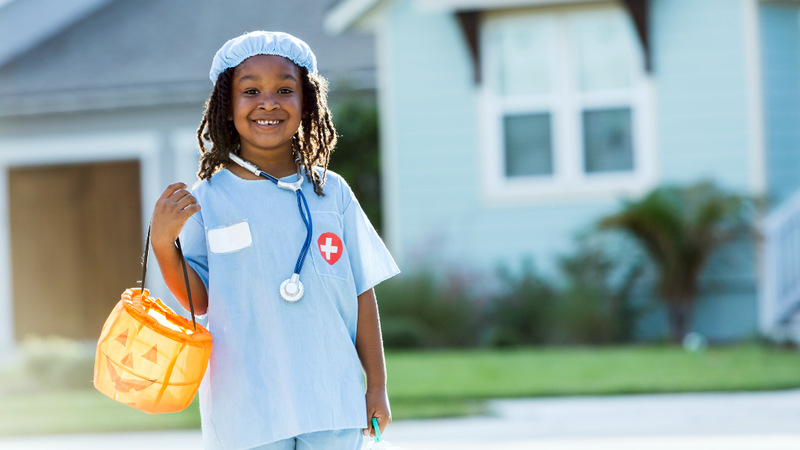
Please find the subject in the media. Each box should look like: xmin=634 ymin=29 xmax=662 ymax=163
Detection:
xmin=480 ymin=5 xmax=655 ymax=200
xmin=504 ymin=113 xmax=553 ymax=176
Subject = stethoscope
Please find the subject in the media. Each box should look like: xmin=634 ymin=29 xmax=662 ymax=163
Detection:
xmin=228 ymin=152 xmax=312 ymax=303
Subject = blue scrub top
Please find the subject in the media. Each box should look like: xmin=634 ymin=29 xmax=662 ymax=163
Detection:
xmin=179 ymin=168 xmax=400 ymax=450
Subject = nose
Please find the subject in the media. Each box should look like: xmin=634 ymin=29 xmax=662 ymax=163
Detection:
xmin=258 ymin=93 xmax=280 ymax=110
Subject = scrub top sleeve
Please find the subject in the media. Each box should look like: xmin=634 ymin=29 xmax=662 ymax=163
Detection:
xmin=179 ymin=213 xmax=210 ymax=293
xmin=342 ymin=186 xmax=400 ymax=295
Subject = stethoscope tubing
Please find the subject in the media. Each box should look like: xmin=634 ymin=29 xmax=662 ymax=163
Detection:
xmin=294 ymin=189 xmax=313 ymax=275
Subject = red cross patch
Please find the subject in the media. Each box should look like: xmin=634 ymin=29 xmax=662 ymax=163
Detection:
xmin=317 ymin=232 xmax=343 ymax=265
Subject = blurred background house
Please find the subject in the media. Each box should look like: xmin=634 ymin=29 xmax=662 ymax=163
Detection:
xmin=2 ymin=0 xmax=800 ymax=363
xmin=0 ymin=0 xmax=376 ymax=362
xmin=325 ymin=0 xmax=800 ymax=342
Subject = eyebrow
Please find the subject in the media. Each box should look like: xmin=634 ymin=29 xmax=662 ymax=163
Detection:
xmin=238 ymin=74 xmax=259 ymax=83
xmin=237 ymin=73 xmax=297 ymax=83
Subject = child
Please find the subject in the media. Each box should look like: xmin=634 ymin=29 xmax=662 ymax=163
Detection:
xmin=150 ymin=31 xmax=399 ymax=450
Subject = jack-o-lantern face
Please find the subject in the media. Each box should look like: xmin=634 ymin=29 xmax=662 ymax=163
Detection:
xmin=94 ymin=289 xmax=212 ymax=414
xmin=103 ymin=328 xmax=158 ymax=393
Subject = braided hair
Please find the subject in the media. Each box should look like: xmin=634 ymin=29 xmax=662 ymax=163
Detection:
xmin=196 ymin=65 xmax=336 ymax=196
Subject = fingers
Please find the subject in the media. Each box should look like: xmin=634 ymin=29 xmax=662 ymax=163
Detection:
xmin=362 ymin=418 xmax=372 ymax=437
xmin=174 ymin=191 xmax=198 ymax=211
xmin=151 ymin=184 xmax=200 ymax=249
xmin=157 ymin=185 xmax=198 ymax=215
xmin=159 ymin=182 xmax=188 ymax=200
xmin=377 ymin=415 xmax=391 ymax=435
xmin=363 ymin=415 xmax=391 ymax=437
xmin=184 ymin=203 xmax=201 ymax=214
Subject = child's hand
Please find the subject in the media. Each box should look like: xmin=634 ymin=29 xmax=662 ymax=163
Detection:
xmin=364 ymin=388 xmax=392 ymax=438
xmin=151 ymin=182 xmax=200 ymax=249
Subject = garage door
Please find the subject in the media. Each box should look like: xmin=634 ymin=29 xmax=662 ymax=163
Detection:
xmin=9 ymin=160 xmax=142 ymax=340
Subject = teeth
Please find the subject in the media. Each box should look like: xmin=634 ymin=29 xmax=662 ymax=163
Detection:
xmin=256 ymin=120 xmax=280 ymax=125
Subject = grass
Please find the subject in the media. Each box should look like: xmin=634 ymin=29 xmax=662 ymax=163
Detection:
xmin=1 ymin=344 xmax=799 ymax=435
xmin=385 ymin=344 xmax=800 ymax=399
xmin=0 ymin=391 xmax=200 ymax=436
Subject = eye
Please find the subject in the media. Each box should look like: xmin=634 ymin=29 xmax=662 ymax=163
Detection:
xmin=244 ymin=88 xmax=259 ymax=95
xmin=279 ymin=88 xmax=293 ymax=94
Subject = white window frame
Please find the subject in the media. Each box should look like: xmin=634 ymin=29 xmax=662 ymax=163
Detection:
xmin=478 ymin=2 xmax=657 ymax=203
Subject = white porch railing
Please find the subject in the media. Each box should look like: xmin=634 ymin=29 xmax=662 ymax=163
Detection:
xmin=760 ymin=190 xmax=800 ymax=336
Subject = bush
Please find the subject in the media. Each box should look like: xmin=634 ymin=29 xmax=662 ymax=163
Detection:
xmin=21 ymin=335 xmax=95 ymax=391
xmin=556 ymin=239 xmax=643 ymax=344
xmin=485 ymin=261 xmax=558 ymax=347
xmin=376 ymin=242 xmax=643 ymax=349
xmin=376 ymin=273 xmax=479 ymax=349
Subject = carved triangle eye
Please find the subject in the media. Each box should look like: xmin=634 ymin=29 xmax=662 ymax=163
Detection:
xmin=121 ymin=352 xmax=134 ymax=369
xmin=141 ymin=344 xmax=158 ymax=364
xmin=115 ymin=329 xmax=129 ymax=346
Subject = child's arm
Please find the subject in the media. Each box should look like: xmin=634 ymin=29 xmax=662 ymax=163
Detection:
xmin=355 ymin=288 xmax=391 ymax=438
xmin=150 ymin=182 xmax=209 ymax=315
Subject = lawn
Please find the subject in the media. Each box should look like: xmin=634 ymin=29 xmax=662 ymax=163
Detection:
xmin=1 ymin=344 xmax=799 ymax=436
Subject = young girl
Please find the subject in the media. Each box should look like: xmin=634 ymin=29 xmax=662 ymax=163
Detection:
xmin=150 ymin=31 xmax=399 ymax=450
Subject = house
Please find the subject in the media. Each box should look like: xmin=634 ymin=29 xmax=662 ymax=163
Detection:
xmin=0 ymin=0 xmax=376 ymax=362
xmin=325 ymin=0 xmax=800 ymax=341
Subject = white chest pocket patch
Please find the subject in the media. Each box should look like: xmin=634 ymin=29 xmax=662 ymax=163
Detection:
xmin=207 ymin=221 xmax=252 ymax=254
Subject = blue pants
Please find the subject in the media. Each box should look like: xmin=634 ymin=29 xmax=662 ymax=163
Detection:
xmin=249 ymin=428 xmax=364 ymax=450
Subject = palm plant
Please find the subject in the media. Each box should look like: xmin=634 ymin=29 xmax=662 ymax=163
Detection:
xmin=598 ymin=182 xmax=758 ymax=343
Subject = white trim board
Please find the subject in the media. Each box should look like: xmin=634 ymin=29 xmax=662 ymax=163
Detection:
xmin=743 ymin=0 xmax=766 ymax=195
xmin=414 ymin=0 xmax=608 ymax=12
xmin=169 ymin=128 xmax=203 ymax=187
xmin=0 ymin=131 xmax=163 ymax=361
xmin=325 ymin=0 xmax=612 ymax=33
xmin=325 ymin=0 xmax=385 ymax=33
xmin=375 ymin=14 xmax=403 ymax=261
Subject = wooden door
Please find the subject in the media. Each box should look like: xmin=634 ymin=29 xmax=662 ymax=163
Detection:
xmin=9 ymin=160 xmax=142 ymax=340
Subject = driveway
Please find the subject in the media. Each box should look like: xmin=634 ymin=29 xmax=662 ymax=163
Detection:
xmin=2 ymin=390 xmax=800 ymax=449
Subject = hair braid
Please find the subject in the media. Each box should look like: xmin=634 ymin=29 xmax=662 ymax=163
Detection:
xmin=197 ymin=68 xmax=238 ymax=181
xmin=196 ymin=65 xmax=336 ymax=196
xmin=296 ymin=67 xmax=336 ymax=196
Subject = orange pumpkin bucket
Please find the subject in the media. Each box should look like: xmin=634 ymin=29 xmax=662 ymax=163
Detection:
xmin=94 ymin=229 xmax=212 ymax=414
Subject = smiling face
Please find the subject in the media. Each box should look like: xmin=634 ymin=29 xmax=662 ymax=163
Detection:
xmin=230 ymin=54 xmax=303 ymax=166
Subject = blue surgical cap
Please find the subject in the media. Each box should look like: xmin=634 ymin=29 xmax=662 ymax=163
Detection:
xmin=209 ymin=31 xmax=318 ymax=85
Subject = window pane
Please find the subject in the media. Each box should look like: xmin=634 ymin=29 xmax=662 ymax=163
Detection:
xmin=583 ymin=108 xmax=634 ymax=173
xmin=504 ymin=113 xmax=553 ymax=177
xmin=572 ymin=12 xmax=635 ymax=91
xmin=494 ymin=19 xmax=555 ymax=96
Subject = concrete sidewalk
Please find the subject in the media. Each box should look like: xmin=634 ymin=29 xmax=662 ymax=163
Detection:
xmin=2 ymin=390 xmax=800 ymax=449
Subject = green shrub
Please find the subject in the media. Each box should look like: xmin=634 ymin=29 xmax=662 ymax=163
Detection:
xmin=485 ymin=261 xmax=557 ymax=347
xmin=21 ymin=335 xmax=95 ymax=391
xmin=556 ymin=239 xmax=643 ymax=344
xmin=376 ymin=273 xmax=479 ymax=349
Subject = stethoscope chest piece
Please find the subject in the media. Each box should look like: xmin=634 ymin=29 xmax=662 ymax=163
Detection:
xmin=280 ymin=273 xmax=304 ymax=303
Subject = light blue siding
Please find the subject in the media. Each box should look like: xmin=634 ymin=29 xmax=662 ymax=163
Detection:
xmin=761 ymin=3 xmax=800 ymax=207
xmin=651 ymin=0 xmax=751 ymax=188
xmin=382 ymin=0 xmax=758 ymax=340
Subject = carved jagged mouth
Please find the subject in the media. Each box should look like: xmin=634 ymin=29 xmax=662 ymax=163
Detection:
xmin=105 ymin=355 xmax=157 ymax=393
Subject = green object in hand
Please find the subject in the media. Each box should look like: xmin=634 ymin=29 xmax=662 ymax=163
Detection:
xmin=372 ymin=417 xmax=382 ymax=442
